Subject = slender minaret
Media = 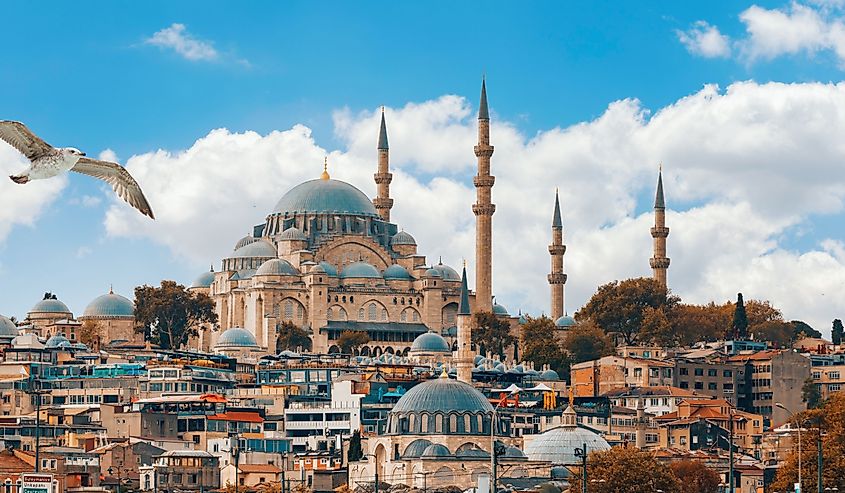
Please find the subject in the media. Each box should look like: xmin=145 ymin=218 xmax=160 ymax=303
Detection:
xmin=548 ymin=190 xmax=567 ymax=320
xmin=373 ymin=108 xmax=393 ymax=221
xmin=473 ymin=79 xmax=495 ymax=313
xmin=456 ymin=265 xmax=474 ymax=383
xmin=649 ymin=167 xmax=670 ymax=288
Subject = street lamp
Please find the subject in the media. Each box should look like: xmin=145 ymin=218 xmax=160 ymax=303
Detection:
xmin=490 ymin=388 xmax=519 ymax=493
xmin=574 ymin=443 xmax=588 ymax=493
xmin=776 ymin=402 xmax=802 ymax=493
xmin=361 ymin=454 xmax=379 ymax=493
xmin=229 ymin=430 xmax=241 ymax=492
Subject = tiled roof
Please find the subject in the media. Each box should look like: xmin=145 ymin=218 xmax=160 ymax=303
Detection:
xmin=238 ymin=464 xmax=281 ymax=474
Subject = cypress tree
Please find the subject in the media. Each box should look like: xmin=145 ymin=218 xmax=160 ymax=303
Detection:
xmin=731 ymin=293 xmax=748 ymax=340
xmin=833 ymin=319 xmax=844 ymax=345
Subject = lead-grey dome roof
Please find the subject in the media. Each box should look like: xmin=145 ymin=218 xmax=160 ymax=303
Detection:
xmin=215 ymin=327 xmax=258 ymax=348
xmin=391 ymin=376 xmax=493 ymax=415
xmin=46 ymin=334 xmax=70 ymax=348
xmin=410 ymin=331 xmax=451 ymax=354
xmin=340 ymin=261 xmax=381 ymax=279
xmin=402 ymin=439 xmax=433 ymax=458
xmin=30 ymin=298 xmax=71 ymax=315
xmin=256 ymin=258 xmax=301 ymax=276
xmin=232 ymin=240 xmax=277 ymax=258
xmin=523 ymin=424 xmax=610 ymax=465
xmin=192 ymin=270 xmax=216 ymax=288
xmin=274 ymin=179 xmax=377 ymax=216
xmin=83 ymin=291 xmax=134 ymax=318
xmin=391 ymin=231 xmax=417 ymax=246
xmin=0 ymin=316 xmax=17 ymax=337
xmin=279 ymin=227 xmax=307 ymax=241
xmin=383 ymin=264 xmax=412 ymax=280
xmin=421 ymin=443 xmax=451 ymax=458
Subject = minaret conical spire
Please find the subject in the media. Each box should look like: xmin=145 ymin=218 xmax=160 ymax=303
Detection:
xmin=378 ymin=107 xmax=389 ymax=150
xmin=552 ymin=189 xmax=562 ymax=229
xmin=456 ymin=263 xmax=474 ymax=383
xmin=479 ymin=78 xmax=489 ymax=120
xmin=459 ymin=265 xmax=471 ymax=315
xmin=374 ymin=107 xmax=393 ymax=221
xmin=654 ymin=166 xmax=665 ymax=209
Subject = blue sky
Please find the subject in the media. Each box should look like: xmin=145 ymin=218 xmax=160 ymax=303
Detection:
xmin=1 ymin=1 xmax=844 ymax=332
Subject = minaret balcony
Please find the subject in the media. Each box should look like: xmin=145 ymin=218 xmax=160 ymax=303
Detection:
xmin=373 ymin=197 xmax=394 ymax=209
xmin=649 ymin=257 xmax=671 ymax=269
xmin=374 ymin=173 xmax=393 ymax=184
xmin=473 ymin=145 xmax=494 ymax=157
xmin=547 ymin=273 xmax=568 ymax=284
xmin=472 ymin=203 xmax=496 ymax=216
xmin=650 ymin=226 xmax=670 ymax=238
xmin=548 ymin=244 xmax=567 ymax=255
xmin=473 ymin=175 xmax=496 ymax=187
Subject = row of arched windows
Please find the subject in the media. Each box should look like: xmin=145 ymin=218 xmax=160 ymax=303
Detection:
xmin=389 ymin=412 xmax=492 ymax=435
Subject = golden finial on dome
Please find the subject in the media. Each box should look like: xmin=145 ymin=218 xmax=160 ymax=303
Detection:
xmin=320 ymin=157 xmax=330 ymax=180
xmin=568 ymin=385 xmax=574 ymax=407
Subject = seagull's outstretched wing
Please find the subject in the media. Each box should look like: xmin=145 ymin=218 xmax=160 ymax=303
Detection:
xmin=0 ymin=121 xmax=53 ymax=161
xmin=71 ymin=157 xmax=155 ymax=219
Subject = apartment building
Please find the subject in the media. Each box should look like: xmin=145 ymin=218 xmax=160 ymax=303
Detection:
xmin=571 ymin=356 xmax=674 ymax=397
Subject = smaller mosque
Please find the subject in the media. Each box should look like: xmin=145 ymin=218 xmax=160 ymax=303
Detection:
xmin=523 ymin=401 xmax=611 ymax=467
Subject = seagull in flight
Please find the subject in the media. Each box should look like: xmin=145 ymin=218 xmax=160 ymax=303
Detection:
xmin=0 ymin=120 xmax=155 ymax=219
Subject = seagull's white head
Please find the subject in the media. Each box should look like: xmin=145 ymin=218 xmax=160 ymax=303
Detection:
xmin=62 ymin=147 xmax=86 ymax=157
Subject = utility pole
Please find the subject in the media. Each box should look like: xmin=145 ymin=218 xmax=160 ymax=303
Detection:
xmin=581 ymin=443 xmax=587 ymax=493
xmin=817 ymin=429 xmax=823 ymax=493
xmin=34 ymin=378 xmax=41 ymax=473
xmin=728 ymin=409 xmax=734 ymax=493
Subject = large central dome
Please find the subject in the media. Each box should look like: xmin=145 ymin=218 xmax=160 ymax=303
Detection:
xmin=274 ymin=178 xmax=378 ymax=217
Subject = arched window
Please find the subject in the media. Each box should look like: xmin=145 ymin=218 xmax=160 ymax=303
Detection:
xmin=449 ymin=414 xmax=457 ymax=433
xmin=421 ymin=413 xmax=429 ymax=433
xmin=368 ymin=303 xmax=377 ymax=321
xmin=400 ymin=311 xmax=407 ymax=323
xmin=284 ymin=300 xmax=294 ymax=319
xmin=297 ymin=304 xmax=303 ymax=318
xmin=327 ymin=307 xmax=334 ymax=320
xmin=435 ymin=414 xmax=444 ymax=433
xmin=381 ymin=309 xmax=388 ymax=321
xmin=412 ymin=310 xmax=419 ymax=322
xmin=409 ymin=413 xmax=417 ymax=433
xmin=358 ymin=308 xmax=365 ymax=321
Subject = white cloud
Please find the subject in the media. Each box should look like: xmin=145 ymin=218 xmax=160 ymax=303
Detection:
xmin=0 ymin=145 xmax=66 ymax=243
xmin=105 ymin=81 xmax=845 ymax=333
xmin=144 ymin=23 xmax=219 ymax=62
xmin=677 ymin=21 xmax=732 ymax=58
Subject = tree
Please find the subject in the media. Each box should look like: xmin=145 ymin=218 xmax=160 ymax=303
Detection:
xmin=568 ymin=447 xmax=681 ymax=493
xmin=803 ymin=377 xmax=822 ymax=409
xmin=730 ymin=293 xmax=748 ymax=340
xmin=563 ymin=321 xmax=615 ymax=364
xmin=473 ymin=311 xmax=516 ymax=359
xmin=134 ymin=280 xmax=217 ymax=350
xmin=750 ymin=320 xmax=794 ymax=348
xmin=667 ymin=302 xmax=731 ymax=346
xmin=668 ymin=460 xmax=720 ymax=493
xmin=520 ymin=316 xmax=571 ymax=381
xmin=834 ymin=319 xmax=844 ymax=346
xmin=337 ymin=331 xmax=370 ymax=354
xmin=276 ymin=321 xmax=312 ymax=352
xmin=348 ymin=430 xmax=363 ymax=462
xmin=791 ymin=320 xmax=822 ymax=339
xmin=576 ymin=277 xmax=678 ymax=345
xmin=744 ymin=299 xmax=782 ymax=327
xmin=77 ymin=320 xmax=102 ymax=347
xmin=639 ymin=306 xmax=675 ymax=347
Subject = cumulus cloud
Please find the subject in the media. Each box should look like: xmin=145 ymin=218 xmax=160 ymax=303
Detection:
xmin=105 ymin=82 xmax=845 ymax=332
xmin=0 ymin=145 xmax=66 ymax=243
xmin=677 ymin=21 xmax=732 ymax=58
xmin=144 ymin=23 xmax=220 ymax=62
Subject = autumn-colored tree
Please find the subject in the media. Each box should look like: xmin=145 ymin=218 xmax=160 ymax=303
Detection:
xmin=640 ymin=306 xmax=675 ymax=347
xmin=743 ymin=298 xmax=781 ymax=327
xmin=276 ymin=321 xmax=312 ymax=352
xmin=337 ymin=331 xmax=371 ymax=354
xmin=568 ymin=447 xmax=681 ymax=493
xmin=520 ymin=316 xmax=571 ymax=381
xmin=750 ymin=320 xmax=794 ymax=347
xmin=833 ymin=319 xmax=844 ymax=345
xmin=563 ymin=321 xmax=615 ymax=364
xmin=134 ymin=280 xmax=217 ymax=349
xmin=576 ymin=277 xmax=678 ymax=345
xmin=473 ymin=311 xmax=516 ymax=359
xmin=77 ymin=320 xmax=102 ymax=347
xmin=256 ymin=482 xmax=283 ymax=493
xmin=771 ymin=393 xmax=845 ymax=492
xmin=667 ymin=302 xmax=731 ymax=345
xmin=669 ymin=460 xmax=720 ymax=493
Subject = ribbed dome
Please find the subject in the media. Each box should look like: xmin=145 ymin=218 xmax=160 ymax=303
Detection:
xmin=318 ymin=261 xmax=338 ymax=277
xmin=403 ymin=439 xmax=434 ymax=458
xmin=30 ymin=298 xmax=71 ymax=315
xmin=0 ymin=316 xmax=17 ymax=337
xmin=492 ymin=303 xmax=509 ymax=316
xmin=83 ymin=292 xmax=135 ymax=318
xmin=273 ymin=179 xmax=377 ymax=216
xmin=234 ymin=235 xmax=258 ymax=250
xmin=46 ymin=334 xmax=70 ymax=348
xmin=339 ymin=261 xmax=381 ymax=279
xmin=432 ymin=263 xmax=460 ymax=281
xmin=383 ymin=264 xmax=412 ymax=280
xmin=256 ymin=259 xmax=301 ymax=276
xmin=215 ymin=327 xmax=258 ymax=348
xmin=524 ymin=424 xmax=610 ymax=465
xmin=192 ymin=270 xmax=215 ymax=288
xmin=410 ymin=332 xmax=451 ymax=354
xmin=421 ymin=444 xmax=451 ymax=458
xmin=279 ymin=227 xmax=307 ymax=241
xmin=391 ymin=231 xmax=417 ymax=246
xmin=232 ymin=240 xmax=276 ymax=258
xmin=555 ymin=315 xmax=576 ymax=327
xmin=391 ymin=376 xmax=493 ymax=415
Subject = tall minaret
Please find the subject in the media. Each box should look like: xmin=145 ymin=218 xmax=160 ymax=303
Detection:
xmin=456 ymin=265 xmax=474 ymax=384
xmin=649 ymin=167 xmax=670 ymax=288
xmin=473 ymin=79 xmax=495 ymax=313
xmin=373 ymin=108 xmax=393 ymax=222
xmin=548 ymin=190 xmax=567 ymax=320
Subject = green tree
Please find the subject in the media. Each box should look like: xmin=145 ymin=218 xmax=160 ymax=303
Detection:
xmin=834 ymin=319 xmax=844 ymax=346
xmin=337 ymin=331 xmax=370 ymax=354
xmin=568 ymin=447 xmax=681 ymax=493
xmin=803 ymin=377 xmax=822 ymax=409
xmin=730 ymin=293 xmax=748 ymax=340
xmin=563 ymin=321 xmax=615 ymax=364
xmin=576 ymin=277 xmax=678 ymax=345
xmin=520 ymin=316 xmax=571 ymax=381
xmin=668 ymin=460 xmax=720 ymax=493
xmin=134 ymin=280 xmax=217 ymax=350
xmin=276 ymin=321 xmax=312 ymax=352
xmin=639 ymin=306 xmax=675 ymax=347
xmin=473 ymin=311 xmax=516 ymax=359
xmin=792 ymin=320 xmax=822 ymax=339
xmin=347 ymin=429 xmax=363 ymax=462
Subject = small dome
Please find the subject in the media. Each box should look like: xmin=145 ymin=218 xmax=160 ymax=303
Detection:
xmin=279 ymin=227 xmax=307 ymax=241
xmin=539 ymin=369 xmax=560 ymax=381
xmin=524 ymin=424 xmax=610 ymax=465
xmin=410 ymin=332 xmax=451 ymax=354
xmin=432 ymin=263 xmax=460 ymax=281
xmin=231 ymin=240 xmax=277 ymax=258
xmin=215 ymin=327 xmax=258 ymax=348
xmin=339 ymin=261 xmax=381 ymax=279
xmin=421 ymin=444 xmax=451 ymax=458
xmin=30 ymin=297 xmax=71 ymax=315
xmin=551 ymin=466 xmax=571 ymax=479
xmin=403 ymin=439 xmax=433 ymax=458
xmin=230 ymin=269 xmax=256 ymax=281
xmin=383 ymin=264 xmax=412 ymax=280
xmin=256 ymin=259 xmax=301 ymax=276
xmin=492 ymin=303 xmax=509 ymax=316
xmin=456 ymin=448 xmax=490 ymax=458
xmin=192 ymin=269 xmax=216 ymax=288
xmin=0 ymin=316 xmax=17 ymax=337
xmin=46 ymin=334 xmax=70 ymax=348
xmin=310 ymin=264 xmax=326 ymax=274
xmin=424 ymin=268 xmax=441 ymax=278
xmin=273 ymin=178 xmax=378 ymax=216
xmin=318 ymin=261 xmax=338 ymax=277
xmin=555 ymin=315 xmax=576 ymax=328
xmin=503 ymin=446 xmax=526 ymax=458
xmin=234 ymin=235 xmax=258 ymax=250
xmin=83 ymin=291 xmax=134 ymax=318
xmin=391 ymin=231 xmax=417 ymax=246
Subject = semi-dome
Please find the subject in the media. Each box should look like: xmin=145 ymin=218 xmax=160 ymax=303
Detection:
xmin=431 ymin=263 xmax=460 ymax=281
xmin=318 ymin=261 xmax=338 ymax=277
xmin=232 ymin=240 xmax=277 ymax=258
xmin=273 ymin=179 xmax=378 ymax=217
xmin=234 ymin=235 xmax=258 ymax=250
xmin=279 ymin=227 xmax=307 ymax=241
xmin=410 ymin=332 xmax=451 ymax=354
xmin=215 ymin=327 xmax=258 ymax=348
xmin=492 ymin=303 xmax=509 ymax=316
xmin=340 ymin=261 xmax=381 ymax=279
xmin=421 ymin=444 xmax=451 ymax=458
xmin=30 ymin=297 xmax=71 ymax=315
xmin=403 ymin=439 xmax=433 ymax=458
xmin=391 ymin=375 xmax=493 ymax=415
xmin=46 ymin=334 xmax=70 ymax=348
xmin=192 ymin=269 xmax=216 ymax=288
xmin=256 ymin=259 xmax=301 ymax=277
xmin=391 ymin=231 xmax=417 ymax=246
xmin=555 ymin=315 xmax=576 ymax=328
xmin=0 ymin=316 xmax=17 ymax=337
xmin=524 ymin=408 xmax=610 ymax=465
xmin=83 ymin=291 xmax=134 ymax=318
xmin=383 ymin=264 xmax=412 ymax=280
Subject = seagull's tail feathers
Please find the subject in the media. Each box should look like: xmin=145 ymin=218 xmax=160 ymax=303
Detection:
xmin=9 ymin=174 xmax=29 ymax=184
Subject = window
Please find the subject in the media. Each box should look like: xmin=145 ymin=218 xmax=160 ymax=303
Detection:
xmin=680 ymin=368 xmax=688 ymax=376
xmin=679 ymin=381 xmax=689 ymax=389
xmin=381 ymin=309 xmax=388 ymax=322
xmin=708 ymin=369 xmax=717 ymax=377
xmin=708 ymin=382 xmax=717 ymax=390
xmin=368 ymin=303 xmax=377 ymax=321
xmin=694 ymin=382 xmax=703 ymax=390
xmin=724 ymin=370 xmax=733 ymax=378
xmin=633 ymin=368 xmax=642 ymax=377
xmin=694 ymin=368 xmax=704 ymax=376
xmin=285 ymin=300 xmax=294 ymax=319
xmin=358 ymin=308 xmax=365 ymax=321
xmin=830 ymin=371 xmax=841 ymax=380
